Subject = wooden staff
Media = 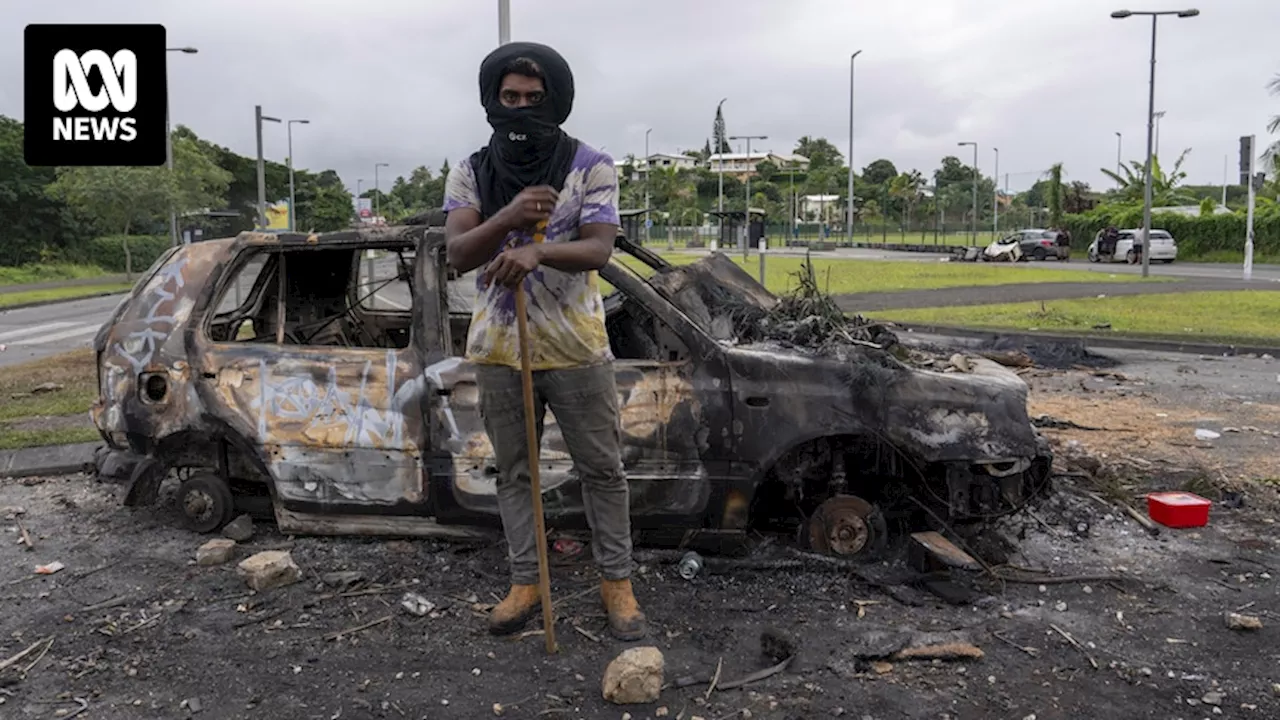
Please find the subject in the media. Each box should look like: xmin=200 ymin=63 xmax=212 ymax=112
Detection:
xmin=513 ymin=232 xmax=557 ymax=654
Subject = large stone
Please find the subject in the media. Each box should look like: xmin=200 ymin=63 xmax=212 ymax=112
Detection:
xmin=602 ymin=646 xmax=664 ymax=705
xmin=222 ymin=514 xmax=254 ymax=542
xmin=196 ymin=538 xmax=236 ymax=566
xmin=237 ymin=550 xmax=301 ymax=591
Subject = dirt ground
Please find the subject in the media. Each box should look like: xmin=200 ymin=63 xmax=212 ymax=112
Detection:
xmin=2 ymin=343 xmax=1279 ymax=720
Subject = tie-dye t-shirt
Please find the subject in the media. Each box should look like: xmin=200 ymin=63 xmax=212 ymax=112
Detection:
xmin=442 ymin=143 xmax=620 ymax=370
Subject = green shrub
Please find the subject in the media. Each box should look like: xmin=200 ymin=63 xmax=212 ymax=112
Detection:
xmin=77 ymin=235 xmax=171 ymax=274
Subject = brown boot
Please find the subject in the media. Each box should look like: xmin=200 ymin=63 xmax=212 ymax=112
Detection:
xmin=488 ymin=584 xmax=541 ymax=636
xmin=601 ymin=578 xmax=646 ymax=641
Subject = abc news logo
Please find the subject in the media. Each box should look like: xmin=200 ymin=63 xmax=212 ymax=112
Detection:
xmin=24 ymin=24 xmax=166 ymax=167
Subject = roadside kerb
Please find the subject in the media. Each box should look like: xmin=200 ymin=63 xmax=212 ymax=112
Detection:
xmin=895 ymin=322 xmax=1280 ymax=358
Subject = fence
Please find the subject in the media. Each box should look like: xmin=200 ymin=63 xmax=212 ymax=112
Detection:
xmin=631 ymin=220 xmax=1007 ymax=249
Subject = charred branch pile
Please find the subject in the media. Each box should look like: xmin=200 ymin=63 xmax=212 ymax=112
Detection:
xmin=731 ymin=254 xmax=900 ymax=355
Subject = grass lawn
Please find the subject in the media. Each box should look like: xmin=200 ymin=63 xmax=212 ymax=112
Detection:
xmin=0 ymin=282 xmax=132 ymax=308
xmin=874 ymin=290 xmax=1280 ymax=345
xmin=0 ymin=263 xmax=110 ymax=286
xmin=609 ymin=253 xmax=1167 ymax=297
xmin=0 ymin=349 xmax=99 ymax=450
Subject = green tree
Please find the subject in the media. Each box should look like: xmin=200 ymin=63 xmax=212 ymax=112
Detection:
xmin=713 ymin=106 xmax=730 ymax=154
xmin=46 ymin=165 xmax=174 ymax=275
xmin=1266 ymin=72 xmax=1280 ymax=173
xmin=1047 ymin=163 xmax=1063 ymax=227
xmin=297 ymin=183 xmax=353 ymax=232
xmin=755 ymin=160 xmax=779 ymax=183
xmin=0 ymin=116 xmax=95 ymax=265
xmin=861 ymin=159 xmax=899 ymax=187
xmin=1099 ymin=149 xmax=1195 ymax=206
xmin=794 ymin=136 xmax=843 ymax=169
xmin=170 ymin=134 xmax=233 ymax=216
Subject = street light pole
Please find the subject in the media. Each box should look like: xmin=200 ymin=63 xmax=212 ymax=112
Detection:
xmin=374 ymin=163 xmax=389 ymax=224
xmin=730 ymin=133 xmax=767 ymax=258
xmin=957 ymin=141 xmax=978 ymax=244
xmin=644 ymin=128 xmax=651 ymax=245
xmin=165 ymin=46 xmax=197 ymax=246
xmin=256 ymin=106 xmax=282 ymax=230
xmin=1110 ymin=8 xmax=1199 ymax=278
xmin=498 ymin=0 xmax=510 ymax=45
xmin=286 ymin=119 xmax=310 ymax=232
xmin=992 ymin=147 xmax=999 ymax=237
xmin=847 ymin=49 xmax=862 ymax=246
xmin=1115 ymin=131 xmax=1123 ymax=182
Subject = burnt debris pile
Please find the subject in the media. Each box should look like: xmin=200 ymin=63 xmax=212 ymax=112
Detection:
xmin=732 ymin=255 xmax=901 ymax=355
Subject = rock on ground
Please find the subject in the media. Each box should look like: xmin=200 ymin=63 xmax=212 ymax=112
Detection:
xmin=196 ymin=538 xmax=236 ymax=566
xmin=602 ymin=646 xmax=664 ymax=705
xmin=222 ymin=514 xmax=254 ymax=542
xmin=236 ymin=550 xmax=301 ymax=591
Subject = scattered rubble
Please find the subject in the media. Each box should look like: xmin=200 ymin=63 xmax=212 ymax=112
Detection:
xmin=1226 ymin=612 xmax=1263 ymax=631
xmin=236 ymin=550 xmax=301 ymax=591
xmin=321 ymin=571 xmax=365 ymax=588
xmin=602 ymin=646 xmax=665 ymax=705
xmin=222 ymin=514 xmax=254 ymax=542
xmin=196 ymin=538 xmax=236 ymax=566
xmin=30 ymin=382 xmax=63 ymax=395
xmin=399 ymin=592 xmax=435 ymax=617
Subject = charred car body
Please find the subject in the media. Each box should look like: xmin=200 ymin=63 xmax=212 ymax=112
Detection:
xmin=92 ymin=224 xmax=1052 ymax=558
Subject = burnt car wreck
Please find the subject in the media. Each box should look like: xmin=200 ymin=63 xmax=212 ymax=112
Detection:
xmin=92 ymin=223 xmax=1052 ymax=558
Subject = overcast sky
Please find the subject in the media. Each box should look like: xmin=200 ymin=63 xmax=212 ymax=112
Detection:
xmin=5 ymin=0 xmax=1278 ymax=195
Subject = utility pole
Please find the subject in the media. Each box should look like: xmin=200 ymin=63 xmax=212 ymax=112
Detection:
xmin=498 ymin=0 xmax=510 ymax=45
xmin=1154 ymin=110 xmax=1165 ymax=158
xmin=286 ymin=119 xmax=310 ymax=232
xmin=256 ymin=106 xmax=281 ymax=229
xmin=644 ymin=128 xmax=651 ymax=245
xmin=1110 ymin=7 xmax=1199 ymax=278
xmin=846 ymin=50 xmax=862 ymax=246
xmin=992 ymin=147 xmax=999 ymax=237
xmin=1222 ymin=154 xmax=1228 ymax=208
xmin=730 ymin=133 xmax=766 ymax=259
xmin=374 ymin=162 xmax=389 ymax=224
xmin=958 ymin=141 xmax=978 ymax=244
xmin=1244 ymin=135 xmax=1257 ymax=281
xmin=165 ymin=46 xmax=198 ymax=245
xmin=1115 ymin=131 xmax=1123 ymax=182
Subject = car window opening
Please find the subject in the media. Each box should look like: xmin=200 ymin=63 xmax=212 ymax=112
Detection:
xmin=207 ymin=246 xmax=415 ymax=349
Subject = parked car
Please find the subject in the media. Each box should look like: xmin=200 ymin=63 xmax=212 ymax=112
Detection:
xmin=91 ymin=224 xmax=1052 ymax=559
xmin=1088 ymin=228 xmax=1177 ymax=264
xmin=994 ymin=229 xmax=1071 ymax=261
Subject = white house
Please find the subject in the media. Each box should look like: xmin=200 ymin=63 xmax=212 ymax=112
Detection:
xmin=708 ymin=152 xmax=810 ymax=178
xmin=644 ymin=152 xmax=699 ymax=170
xmin=799 ymin=194 xmax=842 ymax=222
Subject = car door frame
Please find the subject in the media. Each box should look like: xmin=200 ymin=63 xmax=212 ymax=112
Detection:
xmin=190 ymin=232 xmax=434 ymax=521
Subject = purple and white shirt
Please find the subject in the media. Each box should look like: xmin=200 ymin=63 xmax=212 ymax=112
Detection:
xmin=443 ymin=143 xmax=620 ymax=370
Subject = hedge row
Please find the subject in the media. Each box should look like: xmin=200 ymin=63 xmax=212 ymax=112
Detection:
xmin=75 ymin=235 xmax=172 ymax=274
xmin=1060 ymin=208 xmax=1280 ymax=257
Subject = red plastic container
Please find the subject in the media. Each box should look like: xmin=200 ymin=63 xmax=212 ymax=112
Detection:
xmin=1147 ymin=491 xmax=1211 ymax=528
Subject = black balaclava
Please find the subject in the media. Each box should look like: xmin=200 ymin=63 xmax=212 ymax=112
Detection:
xmin=470 ymin=42 xmax=580 ymax=222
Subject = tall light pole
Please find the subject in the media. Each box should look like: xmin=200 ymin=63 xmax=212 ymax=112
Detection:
xmin=374 ymin=162 xmax=389 ymax=224
xmin=644 ymin=128 xmax=652 ymax=245
xmin=1115 ymin=131 xmax=1123 ymax=182
xmin=957 ymin=141 xmax=978 ymax=244
xmin=992 ymin=147 xmax=999 ymax=237
xmin=498 ymin=0 xmax=510 ymax=45
xmin=1111 ymin=8 xmax=1200 ymax=278
xmin=256 ymin=106 xmax=282 ymax=230
xmin=847 ymin=49 xmax=862 ymax=246
xmin=286 ymin=119 xmax=310 ymax=232
xmin=729 ymin=134 xmax=766 ymax=257
xmin=165 ymin=46 xmax=197 ymax=245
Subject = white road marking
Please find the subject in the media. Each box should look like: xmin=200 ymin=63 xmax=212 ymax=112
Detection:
xmin=0 ymin=321 xmax=83 ymax=342
xmin=9 ymin=323 xmax=101 ymax=346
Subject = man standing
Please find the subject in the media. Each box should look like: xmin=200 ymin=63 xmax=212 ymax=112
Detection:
xmin=442 ymin=42 xmax=645 ymax=641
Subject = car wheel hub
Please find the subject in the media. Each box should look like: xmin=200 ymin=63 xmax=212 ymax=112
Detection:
xmin=808 ymin=495 xmax=876 ymax=556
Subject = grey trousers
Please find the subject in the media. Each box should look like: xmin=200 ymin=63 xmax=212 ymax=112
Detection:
xmin=475 ymin=362 xmax=633 ymax=585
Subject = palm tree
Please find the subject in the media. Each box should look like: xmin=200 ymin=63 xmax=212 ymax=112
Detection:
xmin=1099 ymin=149 xmax=1196 ymax=206
xmin=1266 ymin=72 xmax=1280 ymax=174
